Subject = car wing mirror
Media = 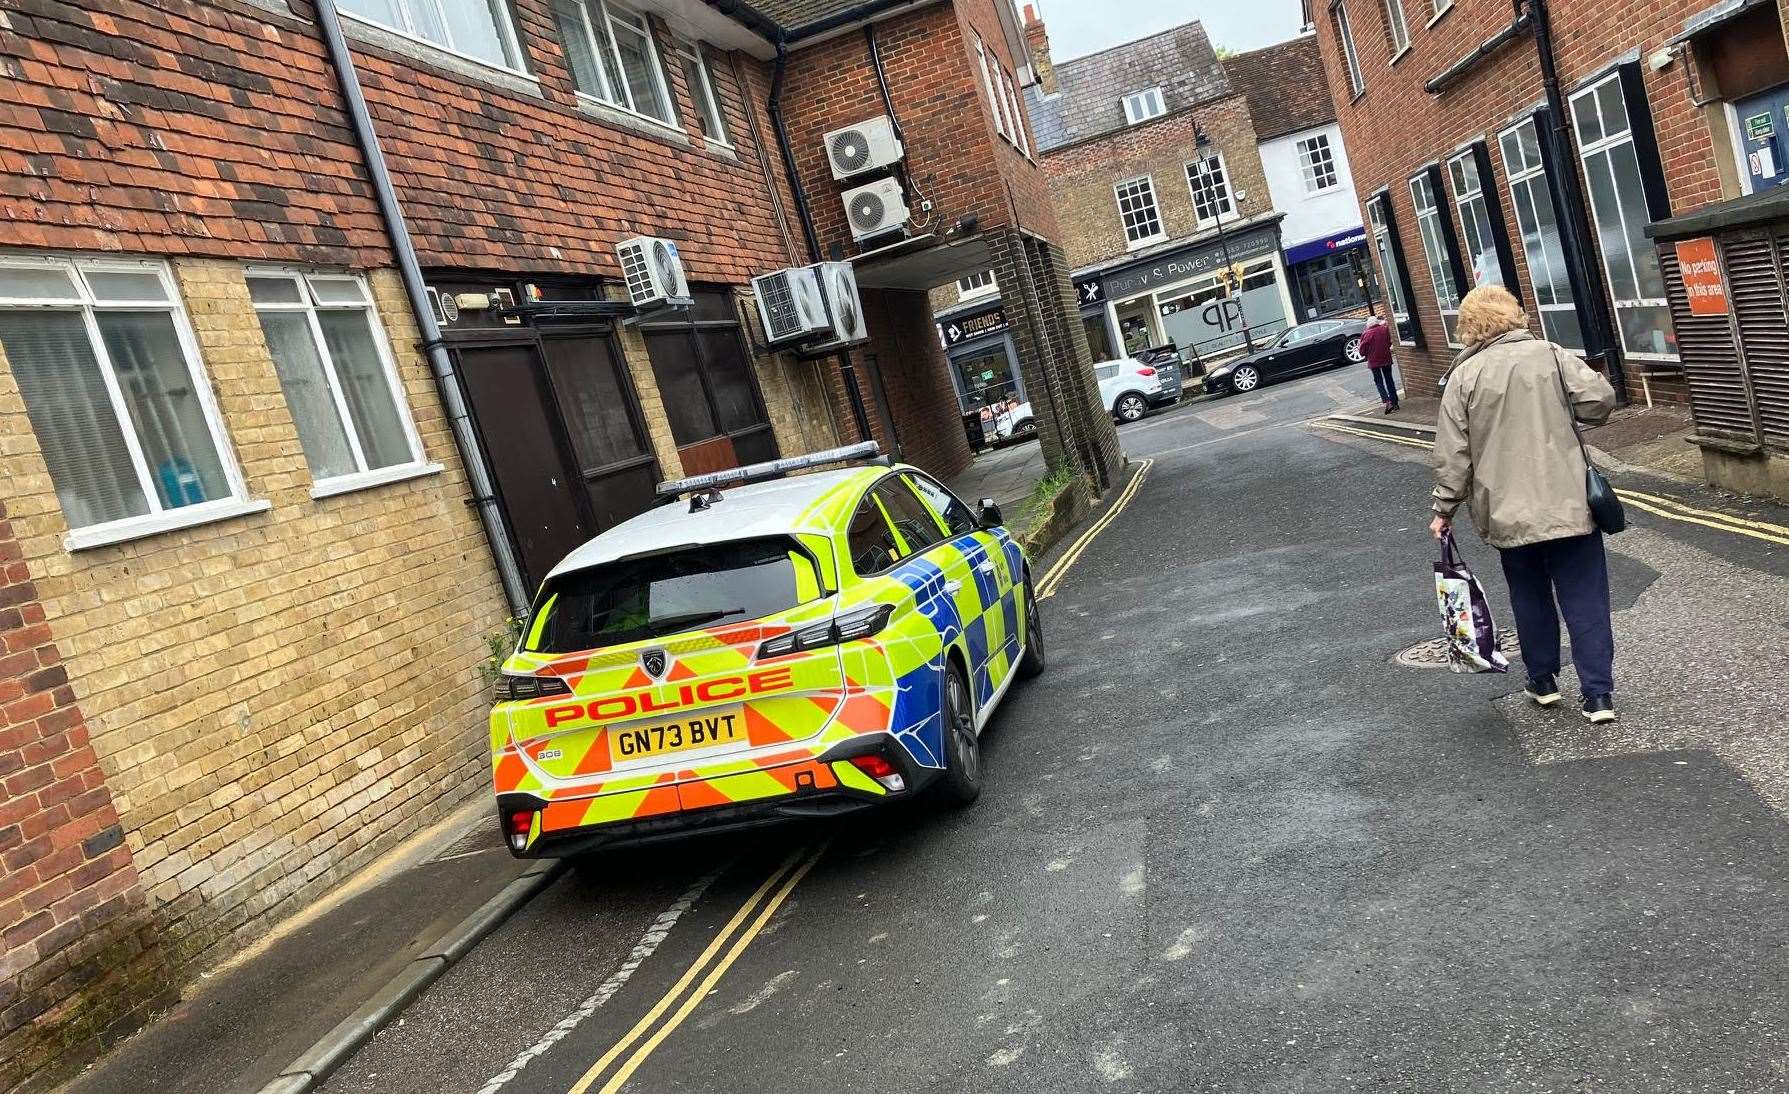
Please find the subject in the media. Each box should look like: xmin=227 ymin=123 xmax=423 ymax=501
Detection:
xmin=978 ymin=498 xmax=1003 ymax=527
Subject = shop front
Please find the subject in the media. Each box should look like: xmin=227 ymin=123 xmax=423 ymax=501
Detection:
xmin=936 ymin=300 xmax=1028 ymax=433
xmin=1284 ymin=226 xmax=1375 ymax=318
xmin=1076 ymin=222 xmax=1298 ymax=370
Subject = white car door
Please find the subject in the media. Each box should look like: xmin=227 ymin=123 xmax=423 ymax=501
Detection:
xmin=1094 ymin=362 xmax=1122 ymax=413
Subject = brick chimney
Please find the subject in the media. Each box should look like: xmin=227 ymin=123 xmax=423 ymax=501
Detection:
xmin=1023 ymin=4 xmax=1056 ymax=95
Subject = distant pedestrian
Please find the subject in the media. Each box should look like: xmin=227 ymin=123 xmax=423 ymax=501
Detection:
xmin=1359 ymin=315 xmax=1399 ymax=413
xmin=1429 ymin=284 xmax=1620 ymax=724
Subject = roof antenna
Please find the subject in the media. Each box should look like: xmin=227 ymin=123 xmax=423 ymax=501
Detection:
xmin=689 ymin=487 xmax=724 ymax=513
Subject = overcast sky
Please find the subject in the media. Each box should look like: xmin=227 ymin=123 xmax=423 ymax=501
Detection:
xmin=1031 ymin=0 xmax=1310 ymax=61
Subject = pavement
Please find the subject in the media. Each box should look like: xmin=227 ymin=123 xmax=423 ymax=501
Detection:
xmin=58 ymin=363 xmax=1789 ymax=1094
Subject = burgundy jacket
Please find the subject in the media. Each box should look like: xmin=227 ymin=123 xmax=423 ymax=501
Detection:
xmin=1359 ymin=320 xmax=1393 ymax=368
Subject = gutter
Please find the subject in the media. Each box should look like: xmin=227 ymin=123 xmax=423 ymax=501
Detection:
xmin=1424 ymin=12 xmax=1531 ymax=94
xmin=313 ymin=0 xmax=530 ymax=611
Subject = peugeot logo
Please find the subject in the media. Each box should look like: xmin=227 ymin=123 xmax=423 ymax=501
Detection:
xmin=641 ymin=648 xmax=668 ymax=679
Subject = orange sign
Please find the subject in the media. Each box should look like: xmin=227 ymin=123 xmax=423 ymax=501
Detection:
xmin=1675 ymin=237 xmax=1728 ymax=316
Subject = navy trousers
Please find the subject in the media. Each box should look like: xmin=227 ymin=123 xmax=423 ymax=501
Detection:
xmin=1497 ymin=532 xmax=1616 ymax=698
xmin=1370 ymin=365 xmax=1399 ymax=404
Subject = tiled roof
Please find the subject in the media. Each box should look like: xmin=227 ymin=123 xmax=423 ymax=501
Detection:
xmin=1024 ymin=22 xmax=1231 ymax=153
xmin=1221 ymin=35 xmax=1334 ymax=142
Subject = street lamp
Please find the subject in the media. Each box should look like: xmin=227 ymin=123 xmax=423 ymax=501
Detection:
xmin=1192 ymin=123 xmax=1255 ymax=353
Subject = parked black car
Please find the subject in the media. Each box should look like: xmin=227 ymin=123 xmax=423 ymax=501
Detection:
xmin=1203 ymin=318 xmax=1371 ymax=396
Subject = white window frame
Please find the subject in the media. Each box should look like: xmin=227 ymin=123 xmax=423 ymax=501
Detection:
xmin=975 ymin=35 xmax=1008 ymax=140
xmin=1333 ymin=1 xmax=1365 ymax=97
xmin=337 ymin=0 xmax=528 ymax=74
xmin=248 ymin=269 xmax=437 ymax=499
xmin=1001 ymin=67 xmax=1029 ymax=155
xmin=557 ymin=0 xmax=678 ymax=129
xmin=1382 ymin=0 xmax=1411 ymax=60
xmin=0 ymin=255 xmax=264 ymax=550
xmin=1569 ymin=71 xmax=1679 ymax=362
xmin=1428 ymin=0 xmax=1454 ymax=25
xmin=1446 ymin=147 xmax=1503 ymax=288
xmin=1497 ymin=117 xmax=1584 ymax=350
xmin=674 ymin=38 xmax=730 ymax=146
xmin=1185 ymin=153 xmax=1238 ymax=228
xmin=1367 ymin=195 xmax=1413 ymax=342
xmin=1409 ymin=172 xmax=1464 ymax=347
xmin=957 ymin=270 xmax=997 ymax=301
xmin=1114 ymin=175 xmax=1166 ymax=248
xmin=1297 ymin=133 xmax=1340 ymax=193
xmin=1122 ymin=87 xmax=1166 ymax=126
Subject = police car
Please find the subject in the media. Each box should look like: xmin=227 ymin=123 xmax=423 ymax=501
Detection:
xmin=490 ymin=443 xmax=1044 ymax=856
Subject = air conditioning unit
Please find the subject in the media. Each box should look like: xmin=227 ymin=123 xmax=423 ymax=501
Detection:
xmin=752 ymin=266 xmax=829 ymax=345
xmin=841 ymin=178 xmax=910 ymax=243
xmin=808 ymin=261 xmax=869 ymax=350
xmin=824 ymin=116 xmax=904 ymax=181
xmin=616 ymin=236 xmax=692 ymax=310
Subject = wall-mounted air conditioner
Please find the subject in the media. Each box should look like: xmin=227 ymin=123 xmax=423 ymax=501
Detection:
xmin=841 ymin=178 xmax=910 ymax=243
xmin=752 ymin=266 xmax=829 ymax=345
xmin=616 ymin=236 xmax=692 ymax=310
xmin=808 ymin=261 xmax=869 ymax=350
xmin=824 ymin=116 xmax=904 ymax=181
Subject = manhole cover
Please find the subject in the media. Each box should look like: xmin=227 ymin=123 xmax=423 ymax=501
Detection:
xmin=1395 ymin=633 xmax=1522 ymax=668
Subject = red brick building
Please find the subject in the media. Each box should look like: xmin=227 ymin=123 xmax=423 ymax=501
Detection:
xmin=1308 ymin=0 xmax=1789 ymax=404
xmin=0 ymin=0 xmax=1115 ymax=1083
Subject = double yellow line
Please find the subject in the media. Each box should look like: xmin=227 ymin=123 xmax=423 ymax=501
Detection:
xmin=567 ymin=843 xmax=828 ymax=1094
xmin=1312 ymin=419 xmax=1789 ymax=547
xmin=1036 ymin=457 xmax=1154 ymax=600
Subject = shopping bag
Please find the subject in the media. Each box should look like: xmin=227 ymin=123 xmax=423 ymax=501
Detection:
xmin=1434 ymin=529 xmax=1510 ymax=674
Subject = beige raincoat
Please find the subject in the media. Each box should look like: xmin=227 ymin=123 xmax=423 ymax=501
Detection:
xmin=1431 ymin=329 xmax=1617 ymax=549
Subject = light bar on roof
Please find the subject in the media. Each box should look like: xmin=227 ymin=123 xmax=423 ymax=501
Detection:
xmin=655 ymin=442 xmax=883 ymax=499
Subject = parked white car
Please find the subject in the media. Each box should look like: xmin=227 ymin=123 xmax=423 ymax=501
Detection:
xmin=997 ymin=357 xmax=1179 ymax=437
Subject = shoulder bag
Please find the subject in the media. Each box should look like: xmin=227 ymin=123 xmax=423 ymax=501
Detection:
xmin=1550 ymin=346 xmax=1626 ymax=535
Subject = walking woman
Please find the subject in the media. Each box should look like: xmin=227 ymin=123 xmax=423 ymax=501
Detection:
xmin=1429 ymin=285 xmax=1620 ymax=723
xmin=1360 ymin=315 xmax=1399 ymax=412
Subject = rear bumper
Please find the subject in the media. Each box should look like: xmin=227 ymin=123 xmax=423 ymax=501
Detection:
xmin=498 ymin=735 xmax=928 ymax=857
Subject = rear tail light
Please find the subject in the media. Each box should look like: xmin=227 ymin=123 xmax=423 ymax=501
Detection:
xmin=849 ymin=753 xmax=907 ymax=793
xmin=504 ymin=809 xmax=535 ymax=851
xmin=494 ymin=674 xmax=572 ymax=702
xmin=757 ymin=603 xmax=895 ymax=659
xmin=1135 ymin=366 xmax=1156 ymax=376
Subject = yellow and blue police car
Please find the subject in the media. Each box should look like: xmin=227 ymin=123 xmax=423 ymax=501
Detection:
xmin=489 ymin=443 xmax=1043 ymax=856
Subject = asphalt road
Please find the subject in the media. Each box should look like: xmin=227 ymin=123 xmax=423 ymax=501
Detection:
xmin=320 ymin=365 xmax=1789 ymax=1094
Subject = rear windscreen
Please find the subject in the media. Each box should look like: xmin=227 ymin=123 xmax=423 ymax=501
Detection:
xmin=525 ymin=538 xmax=820 ymax=654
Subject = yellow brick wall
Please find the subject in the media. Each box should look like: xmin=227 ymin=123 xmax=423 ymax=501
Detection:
xmin=0 ymin=259 xmax=509 ymax=967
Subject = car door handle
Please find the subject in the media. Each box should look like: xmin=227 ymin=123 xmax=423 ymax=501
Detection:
xmin=943 ymin=579 xmax=964 ymax=595
xmin=976 ymin=561 xmax=997 ymax=574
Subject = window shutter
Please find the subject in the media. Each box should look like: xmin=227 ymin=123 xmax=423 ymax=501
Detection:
xmin=1470 ymin=141 xmax=1522 ymax=305
xmin=1425 ymin=163 xmax=1468 ymax=298
xmin=1371 ymin=191 xmax=1425 ymax=347
xmin=1616 ymin=62 xmax=1672 ymax=223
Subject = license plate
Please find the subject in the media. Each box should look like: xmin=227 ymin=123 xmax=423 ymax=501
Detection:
xmin=608 ymin=706 xmax=745 ymax=762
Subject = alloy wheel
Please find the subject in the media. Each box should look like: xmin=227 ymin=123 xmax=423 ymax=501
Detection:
xmin=1232 ymin=365 xmax=1260 ymax=392
xmin=1117 ymin=394 xmax=1147 ymax=421
xmin=1343 ymin=336 xmax=1365 ymax=363
xmin=948 ymin=669 xmax=979 ymax=784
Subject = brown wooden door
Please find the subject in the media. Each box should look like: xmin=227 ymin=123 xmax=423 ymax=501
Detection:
xmin=538 ymin=331 xmax=661 ymax=528
xmin=456 ymin=341 xmax=595 ymax=595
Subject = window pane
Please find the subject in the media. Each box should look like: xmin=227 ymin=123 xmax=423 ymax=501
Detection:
xmin=847 ymin=498 xmax=901 ymax=574
xmin=96 ymin=311 xmax=229 ymax=510
xmin=82 ymin=269 xmax=168 ymax=303
xmin=610 ymin=12 xmax=670 ymax=121
xmin=695 ymin=331 xmax=760 ymax=434
xmin=1499 ymin=129 xmax=1522 ymax=172
xmin=680 ymin=49 xmax=727 ymax=143
xmin=256 ymin=311 xmax=358 ymax=480
xmin=1584 ymin=151 xmax=1637 ymax=300
xmin=1617 ymin=302 xmax=1674 ymax=357
xmin=1540 ymin=306 xmax=1584 ymax=351
xmin=1609 ymin=142 xmax=1665 ymax=299
xmin=1596 ymin=78 xmax=1628 ymax=138
xmin=408 ymin=0 xmax=450 ymax=45
xmin=553 ymin=0 xmax=605 ymax=95
xmin=247 ymin=275 xmax=304 ymax=305
xmin=1572 ymin=89 xmax=1603 ymax=145
xmin=643 ymin=330 xmax=717 ymax=444
xmin=441 ymin=0 xmax=515 ymax=67
xmin=876 ymin=480 xmax=942 ymax=553
xmin=0 ymin=266 xmax=80 ymax=302
xmin=316 ymin=310 xmax=412 ymax=470
xmin=338 ymin=0 xmax=406 ymax=32
xmin=0 ymin=311 xmax=149 ymax=527
xmin=542 ymin=335 xmax=645 ymax=471
xmin=906 ymin=474 xmax=975 ymax=537
xmin=306 ymin=277 xmax=370 ymax=305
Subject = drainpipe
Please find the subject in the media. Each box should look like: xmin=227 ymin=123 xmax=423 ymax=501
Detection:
xmin=313 ymin=0 xmax=530 ymax=611
xmin=768 ymin=39 xmax=878 ymax=444
xmin=1527 ymin=0 xmax=1629 ymax=403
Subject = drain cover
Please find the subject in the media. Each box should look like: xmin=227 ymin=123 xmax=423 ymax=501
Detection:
xmin=1395 ymin=633 xmax=1522 ymax=668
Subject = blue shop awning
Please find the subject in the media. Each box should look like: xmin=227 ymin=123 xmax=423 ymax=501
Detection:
xmin=1284 ymin=227 xmax=1368 ymax=267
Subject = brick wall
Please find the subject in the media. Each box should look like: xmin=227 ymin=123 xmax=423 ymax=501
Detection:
xmin=1310 ymin=0 xmax=1727 ymax=400
xmin=0 ymin=261 xmax=509 ymax=1083
xmin=858 ymin=288 xmax=974 ymax=479
xmin=1040 ymin=95 xmax=1270 ymax=271
xmin=0 ymin=508 xmax=167 ymax=1090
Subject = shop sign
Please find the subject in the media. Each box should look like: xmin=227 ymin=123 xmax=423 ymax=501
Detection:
xmin=1674 ymin=237 xmax=1727 ymax=317
xmin=1074 ymin=276 xmax=1105 ymax=309
xmin=1103 ymin=230 xmax=1278 ymax=300
xmin=938 ymin=305 xmax=1008 ymax=348
xmin=1284 ymin=227 xmax=1367 ymax=267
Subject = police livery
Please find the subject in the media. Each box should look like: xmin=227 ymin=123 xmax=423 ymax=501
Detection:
xmin=490 ymin=443 xmax=1044 ymax=856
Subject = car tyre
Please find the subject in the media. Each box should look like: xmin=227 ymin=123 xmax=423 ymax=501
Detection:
xmin=1015 ymin=418 xmax=1036 ymax=437
xmin=936 ymin=660 xmax=982 ymax=806
xmin=1342 ymin=335 xmax=1365 ymax=364
xmin=1115 ymin=393 xmax=1148 ymax=422
xmin=1017 ymin=582 xmax=1045 ymax=679
xmin=1231 ymin=364 xmax=1261 ymax=393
